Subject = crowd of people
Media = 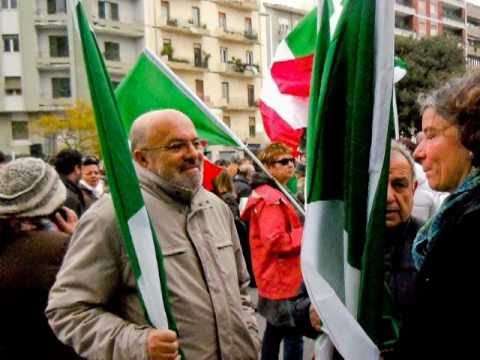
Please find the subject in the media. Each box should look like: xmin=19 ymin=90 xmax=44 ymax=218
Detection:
xmin=0 ymin=71 xmax=479 ymax=359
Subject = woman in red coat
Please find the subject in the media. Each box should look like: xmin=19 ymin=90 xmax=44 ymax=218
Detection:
xmin=241 ymin=143 xmax=303 ymax=360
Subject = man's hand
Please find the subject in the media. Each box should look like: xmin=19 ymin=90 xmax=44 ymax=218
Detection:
xmin=309 ymin=304 xmax=322 ymax=332
xmin=54 ymin=207 xmax=78 ymax=235
xmin=147 ymin=329 xmax=180 ymax=360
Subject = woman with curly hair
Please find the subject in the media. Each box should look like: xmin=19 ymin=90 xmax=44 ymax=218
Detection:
xmin=396 ymin=72 xmax=480 ymax=358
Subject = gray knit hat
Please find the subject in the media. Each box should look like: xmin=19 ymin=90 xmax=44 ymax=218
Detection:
xmin=0 ymin=157 xmax=67 ymax=218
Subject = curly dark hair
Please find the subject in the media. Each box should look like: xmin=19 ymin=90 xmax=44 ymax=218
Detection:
xmin=419 ymin=72 xmax=480 ymax=167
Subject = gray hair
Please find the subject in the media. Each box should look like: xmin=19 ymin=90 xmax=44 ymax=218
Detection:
xmin=391 ymin=140 xmax=416 ymax=181
xmin=417 ymin=72 xmax=480 ymax=167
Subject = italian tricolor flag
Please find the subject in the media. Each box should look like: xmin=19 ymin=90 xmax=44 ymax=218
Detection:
xmin=301 ymin=0 xmax=394 ymax=359
xmin=259 ymin=8 xmax=317 ymax=149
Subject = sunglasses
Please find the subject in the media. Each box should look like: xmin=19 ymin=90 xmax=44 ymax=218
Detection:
xmin=272 ymin=157 xmax=295 ymax=166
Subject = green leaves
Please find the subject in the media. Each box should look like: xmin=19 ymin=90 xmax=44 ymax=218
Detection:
xmin=395 ymin=35 xmax=465 ymax=132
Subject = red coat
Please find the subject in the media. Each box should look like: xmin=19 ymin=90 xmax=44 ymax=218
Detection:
xmin=241 ymin=184 xmax=303 ymax=300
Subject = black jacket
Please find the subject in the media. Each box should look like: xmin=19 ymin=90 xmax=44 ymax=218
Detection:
xmin=396 ymin=185 xmax=480 ymax=359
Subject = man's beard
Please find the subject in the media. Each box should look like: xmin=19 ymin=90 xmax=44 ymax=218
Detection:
xmin=155 ymin=160 xmax=203 ymax=191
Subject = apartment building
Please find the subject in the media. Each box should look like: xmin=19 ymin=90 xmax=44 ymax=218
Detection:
xmin=144 ymin=0 xmax=264 ymax=149
xmin=260 ymin=1 xmax=308 ymax=69
xmin=395 ymin=0 xmax=466 ymax=41
xmin=0 ymin=0 xmax=144 ymax=156
xmin=467 ymin=1 xmax=480 ymax=67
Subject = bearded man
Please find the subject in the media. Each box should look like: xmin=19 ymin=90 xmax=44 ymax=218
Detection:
xmin=47 ymin=110 xmax=260 ymax=360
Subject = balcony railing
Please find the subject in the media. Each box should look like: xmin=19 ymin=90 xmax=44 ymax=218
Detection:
xmin=216 ymin=27 xmax=259 ymax=43
xmin=34 ymin=10 xmax=68 ymax=28
xmin=214 ymin=0 xmax=259 ymax=11
xmin=160 ymin=17 xmax=209 ymax=36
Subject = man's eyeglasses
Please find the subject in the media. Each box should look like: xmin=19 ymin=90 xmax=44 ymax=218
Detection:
xmin=272 ymin=157 xmax=295 ymax=166
xmin=141 ymin=139 xmax=208 ymax=154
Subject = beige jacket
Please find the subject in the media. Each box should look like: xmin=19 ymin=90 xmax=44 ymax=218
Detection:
xmin=46 ymin=166 xmax=260 ymax=360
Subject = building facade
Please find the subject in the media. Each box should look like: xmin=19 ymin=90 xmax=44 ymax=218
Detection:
xmin=260 ymin=1 xmax=308 ymax=69
xmin=394 ymin=0 xmax=480 ymax=68
xmin=467 ymin=1 xmax=480 ymax=67
xmin=0 ymin=0 xmax=144 ymax=157
xmin=395 ymin=0 xmax=467 ymax=41
xmin=144 ymin=0 xmax=265 ymax=151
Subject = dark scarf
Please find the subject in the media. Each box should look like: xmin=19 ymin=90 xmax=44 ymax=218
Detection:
xmin=412 ymin=167 xmax=480 ymax=269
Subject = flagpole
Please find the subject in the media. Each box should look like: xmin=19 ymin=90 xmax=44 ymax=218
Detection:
xmin=144 ymin=48 xmax=305 ymax=216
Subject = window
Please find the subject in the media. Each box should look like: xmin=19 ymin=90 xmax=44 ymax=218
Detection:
xmin=419 ymin=20 xmax=426 ymax=36
xmin=431 ymin=22 xmax=437 ymax=35
xmin=12 ymin=121 xmax=29 ymax=141
xmin=223 ymin=116 xmax=231 ymax=128
xmin=430 ymin=3 xmax=436 ymax=18
xmin=219 ymin=12 xmax=227 ymax=31
xmin=220 ymin=47 xmax=228 ymax=63
xmin=98 ymin=1 xmax=119 ymax=21
xmin=161 ymin=1 xmax=169 ymax=23
xmin=98 ymin=1 xmax=106 ymax=18
xmin=161 ymin=38 xmax=172 ymax=59
xmin=49 ymin=36 xmax=69 ymax=57
xmin=47 ymin=0 xmax=66 ymax=14
xmin=195 ymin=79 xmax=204 ymax=100
xmin=221 ymin=81 xmax=229 ymax=102
xmin=4 ymin=76 xmax=21 ymax=95
xmin=249 ymin=117 xmax=256 ymax=137
xmin=246 ymin=50 xmax=253 ymax=65
xmin=52 ymin=77 xmax=71 ymax=98
xmin=192 ymin=6 xmax=200 ymax=27
xmin=104 ymin=41 xmax=120 ymax=61
xmin=194 ymin=43 xmax=202 ymax=67
xmin=245 ymin=17 xmax=252 ymax=34
xmin=110 ymin=2 xmax=119 ymax=21
xmin=278 ymin=17 xmax=290 ymax=38
xmin=247 ymin=85 xmax=255 ymax=106
xmin=1 ymin=0 xmax=17 ymax=9
xmin=3 ymin=34 xmax=19 ymax=52
xmin=418 ymin=0 xmax=425 ymax=15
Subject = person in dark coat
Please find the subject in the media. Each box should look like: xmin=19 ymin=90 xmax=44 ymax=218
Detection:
xmin=0 ymin=157 xmax=80 ymax=359
xmin=393 ymin=71 xmax=480 ymax=359
xmin=53 ymin=149 xmax=86 ymax=217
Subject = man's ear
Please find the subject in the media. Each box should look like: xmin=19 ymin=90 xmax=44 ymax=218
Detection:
xmin=133 ymin=149 xmax=148 ymax=167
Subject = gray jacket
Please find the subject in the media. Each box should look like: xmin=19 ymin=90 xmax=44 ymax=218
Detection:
xmin=46 ymin=166 xmax=260 ymax=360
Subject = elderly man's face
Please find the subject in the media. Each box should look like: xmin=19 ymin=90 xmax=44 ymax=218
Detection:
xmin=386 ymin=152 xmax=416 ymax=229
xmin=141 ymin=115 xmax=204 ymax=191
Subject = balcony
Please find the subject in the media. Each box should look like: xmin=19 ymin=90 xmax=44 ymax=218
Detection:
xmin=36 ymin=52 xmax=71 ymax=71
xmin=38 ymin=93 xmax=73 ymax=109
xmin=443 ymin=14 xmax=466 ymax=29
xmin=441 ymin=0 xmax=466 ymax=8
xmin=159 ymin=17 xmax=209 ymax=37
xmin=468 ymin=24 xmax=480 ymax=38
xmin=214 ymin=0 xmax=259 ymax=11
xmin=163 ymin=57 xmax=209 ymax=73
xmin=92 ymin=18 xmax=144 ymax=38
xmin=394 ymin=1 xmax=415 ymax=16
xmin=218 ymin=61 xmax=259 ymax=78
xmin=34 ymin=10 xmax=68 ymax=29
xmin=215 ymin=27 xmax=259 ymax=44
xmin=394 ymin=27 xmax=417 ymax=38
xmin=217 ymin=97 xmax=257 ymax=111
xmin=105 ymin=60 xmax=132 ymax=76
